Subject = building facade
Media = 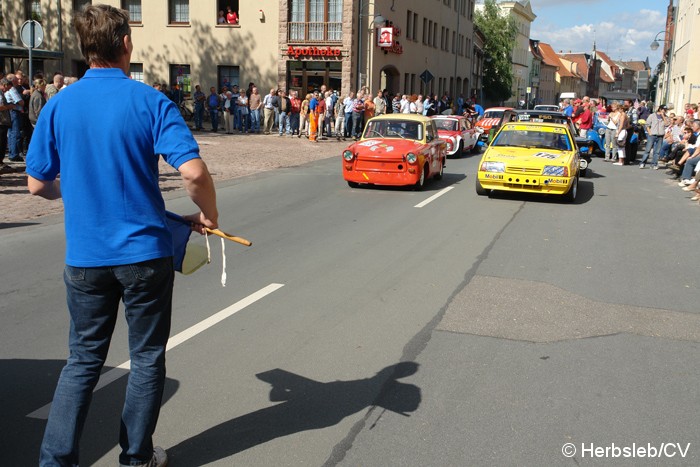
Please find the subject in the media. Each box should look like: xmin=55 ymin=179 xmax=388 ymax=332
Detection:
xmin=2 ymin=0 xmax=483 ymax=104
xmin=496 ymin=0 xmax=535 ymax=107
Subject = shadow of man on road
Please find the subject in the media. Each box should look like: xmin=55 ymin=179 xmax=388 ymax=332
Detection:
xmin=168 ymin=361 xmax=421 ymax=464
xmin=0 ymin=359 xmax=179 ymax=466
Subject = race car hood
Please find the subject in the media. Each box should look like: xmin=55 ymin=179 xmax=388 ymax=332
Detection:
xmin=349 ymin=139 xmax=425 ymax=158
xmin=484 ymin=146 xmax=572 ymax=165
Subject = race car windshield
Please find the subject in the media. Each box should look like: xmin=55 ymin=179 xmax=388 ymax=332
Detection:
xmin=492 ymin=129 xmax=572 ymax=151
xmin=482 ymin=111 xmax=504 ymax=119
xmin=363 ymin=121 xmax=423 ymax=140
xmin=436 ymin=120 xmax=459 ymax=131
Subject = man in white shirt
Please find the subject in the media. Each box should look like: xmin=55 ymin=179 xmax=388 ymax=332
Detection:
xmin=4 ymin=73 xmax=24 ymax=162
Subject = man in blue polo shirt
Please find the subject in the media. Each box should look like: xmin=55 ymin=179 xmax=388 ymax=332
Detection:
xmin=26 ymin=5 xmax=218 ymax=467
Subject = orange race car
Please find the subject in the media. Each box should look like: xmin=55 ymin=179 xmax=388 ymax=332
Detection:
xmin=342 ymin=114 xmax=447 ymax=190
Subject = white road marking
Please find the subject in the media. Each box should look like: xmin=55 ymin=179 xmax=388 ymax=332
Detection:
xmin=27 ymin=283 xmax=285 ymax=420
xmin=414 ymin=186 xmax=454 ymax=208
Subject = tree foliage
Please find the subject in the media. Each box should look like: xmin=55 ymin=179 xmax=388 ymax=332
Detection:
xmin=474 ymin=0 xmax=518 ymax=104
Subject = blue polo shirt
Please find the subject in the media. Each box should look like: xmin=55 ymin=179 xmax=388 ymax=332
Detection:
xmin=26 ymin=68 xmax=200 ymax=267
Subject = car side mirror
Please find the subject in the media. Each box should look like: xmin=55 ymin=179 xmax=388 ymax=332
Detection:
xmin=426 ymin=134 xmax=433 ymax=142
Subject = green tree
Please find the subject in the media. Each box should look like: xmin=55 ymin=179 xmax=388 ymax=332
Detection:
xmin=474 ymin=0 xmax=517 ymax=104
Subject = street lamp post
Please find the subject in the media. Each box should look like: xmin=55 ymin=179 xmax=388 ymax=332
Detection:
xmin=650 ymin=30 xmax=672 ymax=105
xmin=356 ymin=1 xmax=386 ymax=91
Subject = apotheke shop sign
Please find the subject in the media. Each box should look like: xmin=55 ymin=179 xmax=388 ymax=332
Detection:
xmin=287 ymin=46 xmax=342 ymax=59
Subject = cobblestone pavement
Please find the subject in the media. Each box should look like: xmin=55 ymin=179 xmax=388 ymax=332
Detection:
xmin=0 ymin=130 xmax=348 ymax=224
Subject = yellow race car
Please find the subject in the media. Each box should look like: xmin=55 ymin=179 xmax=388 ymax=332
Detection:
xmin=475 ymin=122 xmax=581 ymax=202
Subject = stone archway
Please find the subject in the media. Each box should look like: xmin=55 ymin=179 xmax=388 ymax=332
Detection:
xmin=379 ymin=65 xmax=400 ymax=95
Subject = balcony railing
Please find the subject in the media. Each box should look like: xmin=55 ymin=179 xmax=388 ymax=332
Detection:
xmin=288 ymin=22 xmax=343 ymax=43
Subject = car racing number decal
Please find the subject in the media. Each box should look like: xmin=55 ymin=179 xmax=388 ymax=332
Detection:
xmin=532 ymin=152 xmax=561 ymax=160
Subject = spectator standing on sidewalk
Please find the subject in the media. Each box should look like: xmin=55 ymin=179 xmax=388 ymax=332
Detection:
xmin=278 ymin=89 xmax=291 ymax=136
xmin=639 ymin=105 xmax=669 ymax=169
xmin=352 ymin=91 xmax=365 ymax=140
xmin=248 ymin=86 xmax=262 ymax=133
xmin=299 ymin=93 xmax=310 ymax=138
xmin=343 ymin=91 xmax=355 ymax=139
xmin=0 ymin=78 xmax=14 ymax=172
xmin=334 ymin=94 xmax=345 ymax=140
xmin=45 ymin=72 xmax=64 ymax=101
xmin=289 ymin=90 xmax=301 ymax=136
xmin=206 ymin=86 xmax=220 ymax=132
xmin=193 ymin=84 xmax=205 ymax=130
xmin=373 ymin=90 xmax=386 ymax=116
xmin=237 ymin=90 xmax=249 ymax=133
xmin=263 ymin=88 xmax=276 ymax=134
xmin=28 ymin=78 xmax=47 ymax=127
xmin=4 ymin=73 xmax=24 ymax=162
xmin=308 ymin=90 xmax=319 ymax=142
xmin=26 ymin=5 xmax=218 ymax=466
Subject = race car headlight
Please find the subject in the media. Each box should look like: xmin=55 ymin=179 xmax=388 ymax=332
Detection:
xmin=446 ymin=140 xmax=454 ymax=151
xmin=598 ymin=128 xmax=606 ymax=136
xmin=480 ymin=161 xmax=505 ymax=173
xmin=343 ymin=150 xmax=354 ymax=161
xmin=542 ymin=165 xmax=569 ymax=177
xmin=406 ymin=153 xmax=417 ymax=164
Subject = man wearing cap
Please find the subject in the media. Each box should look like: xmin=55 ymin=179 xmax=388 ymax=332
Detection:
xmin=639 ymin=105 xmax=670 ymax=169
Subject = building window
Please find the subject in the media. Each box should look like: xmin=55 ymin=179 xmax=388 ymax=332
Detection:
xmin=422 ymin=18 xmax=427 ymax=44
xmin=432 ymin=23 xmax=437 ymax=48
xmin=29 ymin=0 xmax=41 ymax=21
xmin=412 ymin=13 xmax=418 ymax=41
xmin=289 ymin=0 xmax=342 ymax=43
xmin=129 ymin=63 xmax=144 ymax=82
xmin=217 ymin=0 xmax=239 ymax=24
xmin=406 ymin=10 xmax=411 ymax=40
xmin=218 ymin=65 xmax=240 ymax=91
xmin=452 ymin=31 xmax=456 ymax=54
xmin=170 ymin=64 xmax=191 ymax=95
xmin=122 ymin=0 xmax=142 ymax=23
xmin=73 ymin=0 xmax=91 ymax=12
xmin=169 ymin=0 xmax=189 ymax=24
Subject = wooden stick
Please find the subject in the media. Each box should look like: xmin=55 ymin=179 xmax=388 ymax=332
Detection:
xmin=205 ymin=228 xmax=252 ymax=246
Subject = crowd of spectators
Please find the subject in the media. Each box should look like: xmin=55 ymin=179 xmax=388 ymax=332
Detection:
xmin=561 ymin=95 xmax=700 ymax=203
xmin=0 ymin=70 xmax=75 ymax=174
xmin=183 ymin=82 xmax=485 ymax=144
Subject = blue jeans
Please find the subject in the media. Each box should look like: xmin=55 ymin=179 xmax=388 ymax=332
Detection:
xmin=8 ymin=110 xmax=22 ymax=159
xmin=681 ymin=156 xmax=700 ymax=180
xmin=352 ymin=112 xmax=363 ymax=137
xmin=640 ymin=134 xmax=663 ymax=165
xmin=194 ymin=105 xmax=204 ymax=129
xmin=289 ymin=113 xmax=299 ymax=135
xmin=249 ymin=109 xmax=261 ymax=132
xmin=278 ymin=112 xmax=290 ymax=135
xmin=209 ymin=109 xmax=219 ymax=131
xmin=344 ymin=112 xmax=353 ymax=138
xmin=40 ymin=257 xmax=174 ymax=467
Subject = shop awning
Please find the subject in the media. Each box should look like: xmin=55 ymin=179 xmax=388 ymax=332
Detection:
xmin=0 ymin=42 xmax=64 ymax=60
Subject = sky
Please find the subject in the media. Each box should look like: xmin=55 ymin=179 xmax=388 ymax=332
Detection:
xmin=520 ymin=0 xmax=668 ymax=67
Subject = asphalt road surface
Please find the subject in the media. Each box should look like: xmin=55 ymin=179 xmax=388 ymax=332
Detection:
xmin=2 ymin=153 xmax=700 ymax=466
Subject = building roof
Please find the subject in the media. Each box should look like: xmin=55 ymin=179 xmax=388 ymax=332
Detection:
xmin=599 ymin=69 xmax=614 ymax=83
xmin=538 ymin=42 xmax=573 ymax=76
xmin=529 ymin=39 xmax=544 ymax=61
xmin=596 ymin=51 xmax=617 ymax=68
xmin=622 ymin=60 xmax=649 ymax=72
xmin=561 ymin=53 xmax=589 ymax=80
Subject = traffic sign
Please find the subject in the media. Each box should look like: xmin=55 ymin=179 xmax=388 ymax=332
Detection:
xmin=420 ymin=69 xmax=434 ymax=84
xmin=20 ymin=20 xmax=44 ymax=49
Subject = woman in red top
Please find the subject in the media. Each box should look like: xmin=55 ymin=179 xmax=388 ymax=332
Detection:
xmin=578 ymin=102 xmax=593 ymax=138
xmin=226 ymin=7 xmax=239 ymax=24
